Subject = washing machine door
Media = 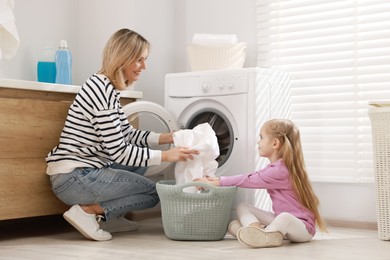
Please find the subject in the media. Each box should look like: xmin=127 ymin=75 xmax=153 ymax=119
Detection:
xmin=185 ymin=109 xmax=235 ymax=170
xmin=122 ymin=101 xmax=178 ymax=177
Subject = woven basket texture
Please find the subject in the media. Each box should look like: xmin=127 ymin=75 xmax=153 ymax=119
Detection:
xmin=156 ymin=180 xmax=237 ymax=241
xmin=369 ymin=106 xmax=390 ymax=240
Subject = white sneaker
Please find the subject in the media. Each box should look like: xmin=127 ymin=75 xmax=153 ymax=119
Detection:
xmin=99 ymin=216 xmax=139 ymax=233
xmin=63 ymin=205 xmax=112 ymax=241
xmin=237 ymin=226 xmax=283 ymax=248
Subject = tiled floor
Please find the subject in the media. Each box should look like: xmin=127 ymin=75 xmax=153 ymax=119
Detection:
xmin=0 ymin=215 xmax=389 ymax=260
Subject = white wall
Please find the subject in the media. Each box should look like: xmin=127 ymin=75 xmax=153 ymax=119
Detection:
xmin=0 ymin=0 xmax=78 ymax=81
xmin=174 ymin=0 xmax=257 ymax=71
xmin=0 ymin=0 xmax=378 ymax=224
xmin=315 ymin=183 xmax=376 ymax=223
xmin=1 ymin=0 xmax=175 ymax=105
xmin=77 ymin=0 xmax=176 ymax=105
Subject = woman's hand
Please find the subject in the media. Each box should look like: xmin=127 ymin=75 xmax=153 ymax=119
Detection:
xmin=161 ymin=146 xmax=198 ymax=162
xmin=159 ymin=132 xmax=174 ymax=145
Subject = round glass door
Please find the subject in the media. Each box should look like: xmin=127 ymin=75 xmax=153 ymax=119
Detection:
xmin=123 ymin=101 xmax=178 ymax=176
xmin=186 ymin=110 xmax=234 ymax=168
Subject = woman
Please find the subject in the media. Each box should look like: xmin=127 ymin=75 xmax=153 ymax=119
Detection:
xmin=46 ymin=28 xmax=198 ymax=241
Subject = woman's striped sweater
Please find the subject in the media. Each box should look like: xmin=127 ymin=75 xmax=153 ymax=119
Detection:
xmin=46 ymin=74 xmax=161 ymax=175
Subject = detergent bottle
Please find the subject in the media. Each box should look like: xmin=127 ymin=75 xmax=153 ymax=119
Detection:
xmin=55 ymin=40 xmax=72 ymax=84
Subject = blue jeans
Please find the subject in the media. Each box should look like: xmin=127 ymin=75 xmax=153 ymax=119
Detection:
xmin=50 ymin=163 xmax=159 ymax=221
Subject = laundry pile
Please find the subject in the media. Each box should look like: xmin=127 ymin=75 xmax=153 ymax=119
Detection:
xmin=173 ymin=123 xmax=219 ymax=193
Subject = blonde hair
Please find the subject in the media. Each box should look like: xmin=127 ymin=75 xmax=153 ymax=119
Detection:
xmin=98 ymin=28 xmax=150 ymax=90
xmin=263 ymin=119 xmax=328 ymax=232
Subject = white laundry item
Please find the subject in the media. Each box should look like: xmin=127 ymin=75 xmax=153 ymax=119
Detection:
xmin=0 ymin=0 xmax=20 ymax=60
xmin=173 ymin=123 xmax=219 ymax=193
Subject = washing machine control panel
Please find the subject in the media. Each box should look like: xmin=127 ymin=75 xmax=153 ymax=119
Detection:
xmin=165 ymin=68 xmax=260 ymax=97
xmin=198 ymin=72 xmax=248 ymax=96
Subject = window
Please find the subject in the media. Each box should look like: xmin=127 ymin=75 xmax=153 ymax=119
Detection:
xmin=256 ymin=0 xmax=390 ymax=182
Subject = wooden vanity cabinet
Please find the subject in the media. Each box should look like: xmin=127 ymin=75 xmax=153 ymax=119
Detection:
xmin=0 ymin=85 xmax=138 ymax=220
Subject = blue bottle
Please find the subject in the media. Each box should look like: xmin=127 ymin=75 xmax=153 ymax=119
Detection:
xmin=55 ymin=40 xmax=72 ymax=84
xmin=37 ymin=44 xmax=56 ymax=83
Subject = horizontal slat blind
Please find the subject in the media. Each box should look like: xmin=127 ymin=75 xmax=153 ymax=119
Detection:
xmin=256 ymin=0 xmax=390 ymax=182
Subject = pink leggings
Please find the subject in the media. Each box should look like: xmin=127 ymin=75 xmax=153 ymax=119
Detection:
xmin=236 ymin=202 xmax=313 ymax=243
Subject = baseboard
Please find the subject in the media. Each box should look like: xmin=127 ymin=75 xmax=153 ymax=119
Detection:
xmin=325 ymin=218 xmax=377 ymax=230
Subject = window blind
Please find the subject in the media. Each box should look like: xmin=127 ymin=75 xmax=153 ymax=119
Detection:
xmin=256 ymin=0 xmax=390 ymax=182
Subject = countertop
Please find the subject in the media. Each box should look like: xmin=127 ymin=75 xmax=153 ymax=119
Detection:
xmin=0 ymin=78 xmax=143 ymax=99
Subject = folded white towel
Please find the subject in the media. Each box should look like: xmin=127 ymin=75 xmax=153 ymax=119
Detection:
xmin=192 ymin=33 xmax=238 ymax=46
xmin=173 ymin=123 xmax=219 ymax=192
xmin=0 ymin=0 xmax=20 ymax=59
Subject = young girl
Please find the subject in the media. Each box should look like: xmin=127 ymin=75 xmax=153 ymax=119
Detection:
xmin=195 ymin=119 xmax=327 ymax=248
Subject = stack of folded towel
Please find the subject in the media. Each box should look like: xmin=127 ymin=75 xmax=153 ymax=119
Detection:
xmin=187 ymin=33 xmax=246 ymax=71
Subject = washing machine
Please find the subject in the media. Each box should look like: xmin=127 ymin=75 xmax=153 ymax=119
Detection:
xmin=123 ymin=67 xmax=291 ymax=213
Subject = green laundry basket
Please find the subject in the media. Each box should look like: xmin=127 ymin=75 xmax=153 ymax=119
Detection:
xmin=156 ymin=180 xmax=237 ymax=241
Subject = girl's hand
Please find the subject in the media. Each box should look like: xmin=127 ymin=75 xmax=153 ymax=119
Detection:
xmin=161 ymin=146 xmax=198 ymax=162
xmin=193 ymin=176 xmax=221 ymax=187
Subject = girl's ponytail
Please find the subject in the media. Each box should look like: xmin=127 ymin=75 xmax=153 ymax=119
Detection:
xmin=264 ymin=119 xmax=328 ymax=232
